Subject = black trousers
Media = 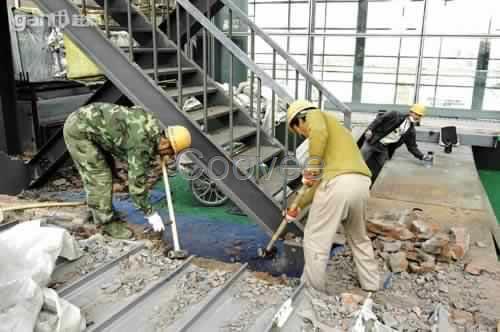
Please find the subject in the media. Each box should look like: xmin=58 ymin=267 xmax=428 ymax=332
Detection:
xmin=361 ymin=141 xmax=390 ymax=184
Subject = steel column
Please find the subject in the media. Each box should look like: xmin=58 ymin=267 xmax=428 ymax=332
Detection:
xmin=305 ymin=0 xmax=316 ymax=100
xmin=414 ymin=0 xmax=429 ymax=103
xmin=471 ymin=39 xmax=490 ymax=110
xmin=351 ymin=0 xmax=368 ymax=103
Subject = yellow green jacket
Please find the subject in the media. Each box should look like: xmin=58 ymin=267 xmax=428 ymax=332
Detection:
xmin=294 ymin=110 xmax=371 ymax=209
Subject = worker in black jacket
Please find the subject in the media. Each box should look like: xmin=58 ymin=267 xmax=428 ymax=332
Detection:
xmin=358 ymin=104 xmax=432 ymax=182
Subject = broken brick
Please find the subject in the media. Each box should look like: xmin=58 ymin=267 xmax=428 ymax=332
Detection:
xmin=406 ymin=250 xmax=419 ymax=262
xmin=340 ymin=293 xmax=364 ymax=312
xmin=367 ymin=219 xmax=415 ymax=241
xmin=449 ymin=227 xmax=470 ymax=259
xmin=382 ymin=240 xmax=402 ymax=253
xmin=410 ymin=219 xmax=440 ymax=239
xmin=464 ymin=263 xmax=482 ymax=276
xmin=409 ymin=261 xmax=435 ymax=273
xmin=389 ymin=252 xmax=408 ymax=273
xmin=421 ymin=233 xmax=450 ymax=255
xmin=416 ymin=249 xmax=436 ymax=264
xmin=451 ymin=309 xmax=474 ymax=326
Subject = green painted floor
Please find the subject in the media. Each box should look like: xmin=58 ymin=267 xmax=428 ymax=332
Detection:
xmin=152 ymin=175 xmax=251 ymax=225
xmin=479 ymin=170 xmax=500 ymax=224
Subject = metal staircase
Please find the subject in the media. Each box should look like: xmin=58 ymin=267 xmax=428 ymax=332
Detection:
xmin=6 ymin=0 xmax=352 ymax=237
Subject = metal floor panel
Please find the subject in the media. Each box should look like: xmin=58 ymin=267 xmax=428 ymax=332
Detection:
xmin=264 ymin=283 xmax=305 ymax=332
xmin=60 ymin=250 xmax=191 ymax=331
xmin=174 ymin=264 xmax=251 ymax=332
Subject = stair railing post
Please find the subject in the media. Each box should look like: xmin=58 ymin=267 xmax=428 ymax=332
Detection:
xmin=104 ymin=0 xmax=110 ymax=38
xmin=176 ymin=2 xmax=183 ymax=108
xmin=271 ymin=49 xmax=276 ymax=138
xmin=206 ymin=0 xmax=212 ymax=76
xmin=229 ymin=8 xmax=234 ymax=156
xmin=255 ymin=77 xmax=262 ymax=184
xmin=127 ymin=0 xmax=134 ymax=62
xmin=152 ymin=0 xmax=159 ymax=82
xmin=202 ymin=28 xmax=208 ymax=133
xmin=293 ymin=70 xmax=299 ymax=154
xmin=249 ymin=30 xmax=255 ymax=119
xmin=82 ymin=0 xmax=87 ymax=16
xmin=318 ymin=89 xmax=323 ymax=111
xmin=186 ymin=10 xmax=191 ymax=58
xmin=165 ymin=0 xmax=171 ymax=38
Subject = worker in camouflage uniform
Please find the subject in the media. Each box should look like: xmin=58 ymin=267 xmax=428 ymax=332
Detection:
xmin=63 ymin=102 xmax=191 ymax=239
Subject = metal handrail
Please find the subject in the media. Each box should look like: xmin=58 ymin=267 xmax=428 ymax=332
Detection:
xmin=219 ymin=0 xmax=352 ymax=128
xmin=175 ymin=0 xmax=293 ymax=104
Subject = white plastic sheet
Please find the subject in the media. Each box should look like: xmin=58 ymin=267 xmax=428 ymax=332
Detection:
xmin=351 ymin=297 xmax=396 ymax=332
xmin=0 ymin=220 xmax=85 ymax=332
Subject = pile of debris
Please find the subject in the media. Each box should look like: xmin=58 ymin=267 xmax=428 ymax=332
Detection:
xmin=367 ymin=213 xmax=471 ymax=274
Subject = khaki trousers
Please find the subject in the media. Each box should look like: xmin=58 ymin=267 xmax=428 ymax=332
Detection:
xmin=302 ymin=173 xmax=379 ymax=292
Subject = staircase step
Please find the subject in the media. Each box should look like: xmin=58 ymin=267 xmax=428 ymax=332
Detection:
xmin=165 ymin=85 xmax=218 ymax=99
xmin=188 ymin=105 xmax=238 ymax=123
xmin=259 ymin=169 xmax=287 ymax=198
xmin=144 ymin=66 xmax=197 ymax=77
xmin=121 ymin=47 xmax=177 ymax=54
xmin=107 ymin=26 xmax=152 ymax=32
xmin=108 ymin=7 xmax=137 ymax=14
xmin=233 ymin=145 xmax=283 ymax=171
xmin=208 ymin=125 xmax=256 ymax=146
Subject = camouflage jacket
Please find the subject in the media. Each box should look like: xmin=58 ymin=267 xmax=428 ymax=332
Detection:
xmin=76 ymin=103 xmax=164 ymax=215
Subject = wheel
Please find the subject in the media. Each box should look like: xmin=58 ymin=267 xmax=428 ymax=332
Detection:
xmin=190 ymin=170 xmax=229 ymax=207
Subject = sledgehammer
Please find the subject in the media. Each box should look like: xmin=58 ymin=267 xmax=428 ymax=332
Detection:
xmin=257 ymin=186 xmax=309 ymax=258
xmin=161 ymin=158 xmax=189 ymax=260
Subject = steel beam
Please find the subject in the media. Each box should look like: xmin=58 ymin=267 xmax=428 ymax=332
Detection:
xmin=0 ymin=2 xmax=20 ymax=154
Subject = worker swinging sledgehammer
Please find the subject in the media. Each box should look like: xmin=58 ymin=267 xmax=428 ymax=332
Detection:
xmin=285 ymin=100 xmax=380 ymax=327
xmin=63 ymin=102 xmax=192 ymax=239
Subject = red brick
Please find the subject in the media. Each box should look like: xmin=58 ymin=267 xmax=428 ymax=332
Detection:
xmin=449 ymin=227 xmax=470 ymax=259
xmin=421 ymin=233 xmax=450 ymax=255
xmin=367 ymin=219 xmax=415 ymax=241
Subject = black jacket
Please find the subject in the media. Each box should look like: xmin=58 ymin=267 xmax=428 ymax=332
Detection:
xmin=357 ymin=111 xmax=424 ymax=160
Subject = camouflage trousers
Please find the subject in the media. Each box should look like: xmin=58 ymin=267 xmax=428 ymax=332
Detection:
xmin=63 ymin=112 xmax=114 ymax=224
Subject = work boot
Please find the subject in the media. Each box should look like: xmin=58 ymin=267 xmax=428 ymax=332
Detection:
xmin=101 ymin=221 xmax=133 ymax=239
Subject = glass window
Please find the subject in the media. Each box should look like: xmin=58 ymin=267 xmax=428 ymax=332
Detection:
xmin=361 ymin=83 xmax=395 ymax=104
xmin=440 ymin=39 xmax=479 ymax=59
xmin=290 ymin=3 xmax=309 ymax=30
xmin=400 ymin=38 xmax=420 ymax=57
xmin=325 ymin=2 xmax=358 ymax=29
xmin=417 ymin=86 xmax=437 ymax=106
xmin=288 ymin=36 xmax=308 ymax=54
xmin=435 ymin=87 xmax=473 ymax=109
xmin=395 ymin=85 xmax=415 ymax=105
xmin=323 ymin=37 xmax=356 ymax=55
xmin=425 ymin=0 xmax=492 ymax=35
xmin=365 ymin=38 xmax=401 ymax=57
xmin=254 ymin=4 xmax=289 ymax=28
xmin=364 ymin=57 xmax=398 ymax=74
xmin=483 ymin=89 xmax=500 ymax=111
xmin=325 ymin=82 xmax=352 ymax=103
xmin=438 ymin=59 xmax=476 ymax=86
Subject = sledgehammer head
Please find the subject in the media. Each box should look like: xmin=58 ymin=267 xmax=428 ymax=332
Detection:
xmin=257 ymin=246 xmax=278 ymax=259
xmin=168 ymin=249 xmax=189 ymax=260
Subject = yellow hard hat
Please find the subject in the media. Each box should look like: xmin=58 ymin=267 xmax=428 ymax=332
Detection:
xmin=410 ymin=103 xmax=426 ymax=117
xmin=166 ymin=126 xmax=191 ymax=154
xmin=287 ymin=100 xmax=318 ymax=130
